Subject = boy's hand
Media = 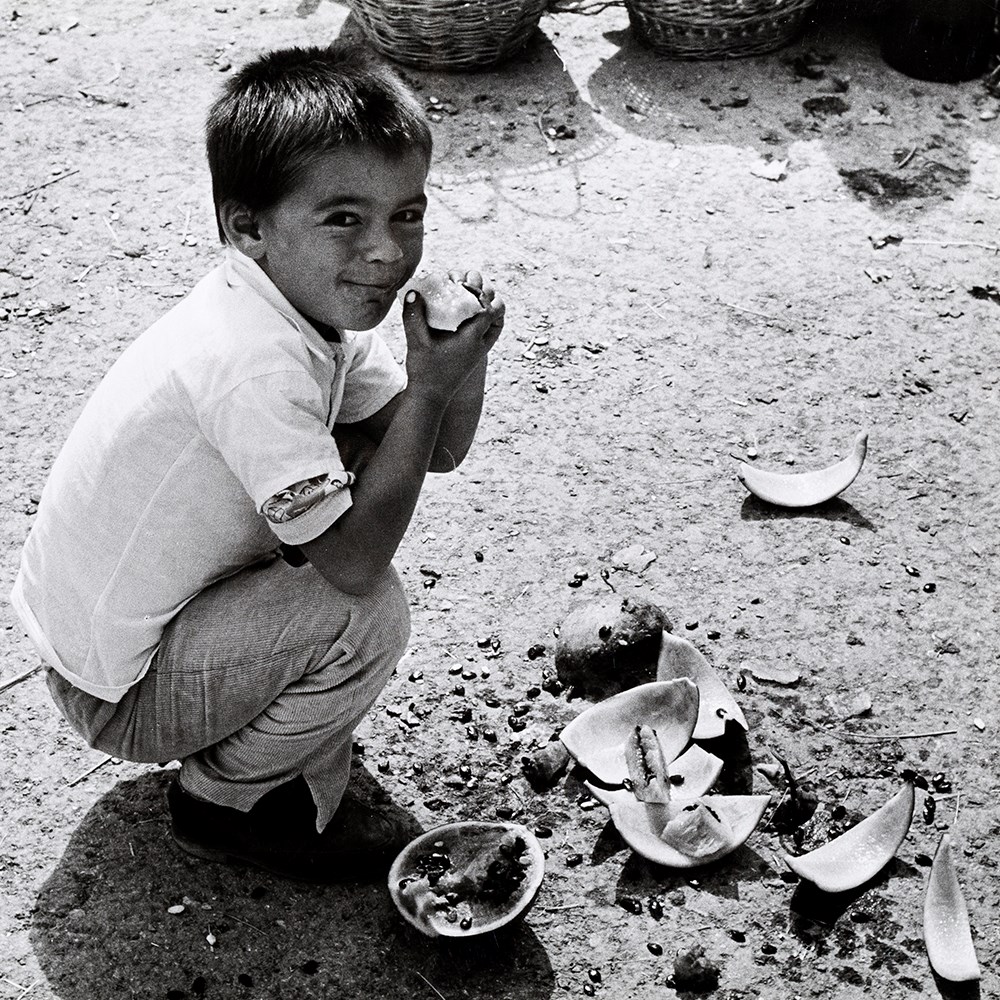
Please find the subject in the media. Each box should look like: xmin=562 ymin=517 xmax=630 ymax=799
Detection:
xmin=402 ymin=272 xmax=504 ymax=404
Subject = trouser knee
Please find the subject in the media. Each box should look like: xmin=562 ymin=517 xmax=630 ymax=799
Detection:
xmin=346 ymin=565 xmax=411 ymax=677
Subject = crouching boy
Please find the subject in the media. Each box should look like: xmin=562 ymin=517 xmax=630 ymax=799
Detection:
xmin=9 ymin=44 xmax=504 ymax=882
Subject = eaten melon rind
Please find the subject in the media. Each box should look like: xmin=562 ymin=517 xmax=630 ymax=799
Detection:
xmin=736 ymin=431 xmax=868 ymax=508
xmin=924 ymin=833 xmax=980 ymax=983
xmin=784 ymin=782 xmax=914 ymax=893
xmin=656 ymin=632 xmax=748 ymax=739
xmin=388 ymin=822 xmax=545 ymax=938
xmin=560 ymin=679 xmax=700 ymax=786
xmin=610 ymin=794 xmax=770 ymax=868
xmin=584 ymin=744 xmax=724 ymax=809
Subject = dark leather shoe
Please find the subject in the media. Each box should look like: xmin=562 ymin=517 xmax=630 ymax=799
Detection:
xmin=167 ymin=775 xmax=416 ymax=882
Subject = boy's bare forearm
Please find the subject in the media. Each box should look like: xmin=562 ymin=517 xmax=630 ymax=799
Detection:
xmin=300 ymin=392 xmax=447 ymax=594
xmin=429 ymin=359 xmax=487 ymax=472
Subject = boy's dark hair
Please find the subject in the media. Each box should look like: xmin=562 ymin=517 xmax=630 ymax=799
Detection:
xmin=206 ymin=43 xmax=432 ymax=242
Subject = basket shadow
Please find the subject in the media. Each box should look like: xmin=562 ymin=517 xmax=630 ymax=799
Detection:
xmin=335 ymin=12 xmax=615 ymax=222
xmin=584 ymin=1 xmax=978 ymax=212
xmin=30 ymin=770 xmax=556 ymax=1000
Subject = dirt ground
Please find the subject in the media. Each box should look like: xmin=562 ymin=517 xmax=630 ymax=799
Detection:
xmin=2 ymin=0 xmax=999 ymax=998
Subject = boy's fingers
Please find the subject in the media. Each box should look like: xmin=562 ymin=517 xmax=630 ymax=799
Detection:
xmin=464 ymin=269 xmax=483 ymax=292
xmin=402 ymin=289 xmax=429 ymax=330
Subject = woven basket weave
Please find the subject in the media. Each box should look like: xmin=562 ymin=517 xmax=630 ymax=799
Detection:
xmin=624 ymin=0 xmax=817 ymax=59
xmin=347 ymin=0 xmax=551 ymax=71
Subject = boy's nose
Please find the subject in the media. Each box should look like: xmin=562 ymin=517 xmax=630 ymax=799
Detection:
xmin=363 ymin=227 xmax=403 ymax=264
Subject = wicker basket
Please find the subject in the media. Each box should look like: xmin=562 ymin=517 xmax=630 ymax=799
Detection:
xmin=347 ymin=0 xmax=551 ymax=71
xmin=624 ymin=0 xmax=818 ymax=59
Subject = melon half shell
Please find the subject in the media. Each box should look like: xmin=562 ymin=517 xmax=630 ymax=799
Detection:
xmin=388 ymin=822 xmax=544 ymax=938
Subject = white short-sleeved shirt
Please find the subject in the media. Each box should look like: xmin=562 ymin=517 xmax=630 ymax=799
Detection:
xmin=8 ymin=248 xmax=406 ymax=702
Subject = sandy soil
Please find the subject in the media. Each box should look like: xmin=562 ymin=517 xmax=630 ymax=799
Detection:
xmin=2 ymin=1 xmax=999 ymax=998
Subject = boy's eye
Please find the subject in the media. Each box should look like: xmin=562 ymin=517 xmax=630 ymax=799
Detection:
xmin=324 ymin=212 xmax=360 ymax=227
xmin=395 ymin=208 xmax=425 ymax=224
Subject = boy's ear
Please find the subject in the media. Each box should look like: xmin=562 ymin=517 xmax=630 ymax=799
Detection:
xmin=219 ymin=201 xmax=266 ymax=259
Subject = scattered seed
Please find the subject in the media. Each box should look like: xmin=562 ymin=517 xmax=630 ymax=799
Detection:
xmin=237 ymin=973 xmax=254 ymax=987
xmin=761 ymin=942 xmax=777 ymax=955
xmin=301 ymin=960 xmax=319 ymax=975
xmin=915 ymin=853 xmax=933 ymax=867
xmin=648 ymin=897 xmax=663 ymax=919
xmin=903 ymin=564 xmax=921 ymax=577
xmin=508 ymin=716 xmax=527 ymax=732
xmin=460 ymin=916 xmax=473 ymax=930
xmin=566 ymin=853 xmax=584 ymax=867
xmin=466 ymin=725 xmax=479 ymax=741
xmin=840 ymin=536 xmax=851 ymax=545
xmin=534 ymin=826 xmax=553 ymax=838
xmin=377 ymin=760 xmax=391 ymax=774
xmin=729 ymin=928 xmax=746 ymax=943
xmin=707 ymin=630 xmax=721 ymax=640
xmin=527 ymin=643 xmax=546 ymax=659
xmin=459 ymin=765 xmax=473 ymax=781
xmin=736 ymin=672 xmax=747 ymax=691
xmin=647 ymin=942 xmax=663 ymax=956
xmin=474 ymin=550 xmax=484 ymax=562
xmin=526 ymin=685 xmax=541 ymax=698
xmin=685 ymin=621 xmax=699 ymax=630
xmin=452 ymin=684 xmax=465 ymax=696
xmin=583 ymin=985 xmax=595 ymax=997
xmin=924 ymin=796 xmax=937 ymax=823
xmin=588 ymin=969 xmax=602 ymax=983
xmin=513 ymin=702 xmax=531 ymax=717
xmin=483 ymin=727 xmax=497 ymax=743
xmin=621 ymin=896 xmax=643 ymax=914
xmin=923 ymin=582 xmax=937 ymax=593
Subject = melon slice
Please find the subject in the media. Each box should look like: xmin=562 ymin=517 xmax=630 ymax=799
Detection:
xmin=402 ymin=273 xmax=483 ymax=331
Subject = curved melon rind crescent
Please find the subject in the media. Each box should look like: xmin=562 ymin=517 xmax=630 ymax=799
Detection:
xmin=737 ymin=431 xmax=868 ymax=508
xmin=783 ymin=782 xmax=914 ymax=893
xmin=924 ymin=833 xmax=981 ymax=983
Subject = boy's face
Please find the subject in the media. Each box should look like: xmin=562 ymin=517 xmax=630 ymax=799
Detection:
xmin=252 ymin=144 xmax=428 ymax=332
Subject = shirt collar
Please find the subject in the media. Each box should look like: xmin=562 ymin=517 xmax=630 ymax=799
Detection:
xmin=223 ymin=247 xmax=346 ymax=361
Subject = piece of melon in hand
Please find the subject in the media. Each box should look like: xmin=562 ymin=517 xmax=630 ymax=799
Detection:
xmin=403 ymin=273 xmax=484 ymax=331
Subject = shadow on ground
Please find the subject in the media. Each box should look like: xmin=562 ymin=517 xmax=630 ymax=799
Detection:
xmin=31 ymin=771 xmax=555 ymax=1000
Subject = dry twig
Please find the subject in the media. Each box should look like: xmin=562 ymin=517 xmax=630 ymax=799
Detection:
xmin=1 ymin=169 xmax=79 ymax=202
xmin=0 ymin=664 xmax=42 ymax=695
xmin=803 ymin=718 xmax=957 ymax=742
xmin=414 ymin=971 xmax=448 ymax=1000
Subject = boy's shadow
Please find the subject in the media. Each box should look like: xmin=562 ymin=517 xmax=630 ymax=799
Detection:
xmin=31 ymin=770 xmax=555 ymax=1000
xmin=334 ymin=13 xmax=617 ymax=223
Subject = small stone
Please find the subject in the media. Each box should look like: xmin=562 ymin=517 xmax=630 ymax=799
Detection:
xmin=973 ymin=718 xmax=986 ymax=731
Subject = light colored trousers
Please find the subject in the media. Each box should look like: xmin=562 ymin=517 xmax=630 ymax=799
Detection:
xmin=46 ymin=555 xmax=410 ymax=831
